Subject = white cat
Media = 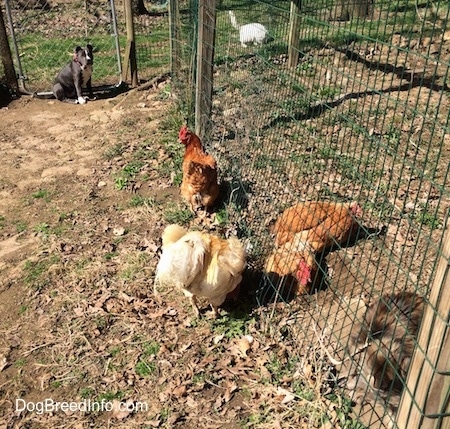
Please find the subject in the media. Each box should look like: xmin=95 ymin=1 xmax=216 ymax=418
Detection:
xmin=228 ymin=11 xmax=269 ymax=47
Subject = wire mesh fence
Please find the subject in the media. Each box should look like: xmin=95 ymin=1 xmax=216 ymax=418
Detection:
xmin=172 ymin=0 xmax=450 ymax=427
xmin=131 ymin=1 xmax=172 ymax=82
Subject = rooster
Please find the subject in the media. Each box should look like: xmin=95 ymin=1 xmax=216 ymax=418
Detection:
xmin=178 ymin=125 xmax=220 ymax=214
xmin=154 ymin=224 xmax=246 ymax=318
xmin=265 ymin=201 xmax=363 ymax=293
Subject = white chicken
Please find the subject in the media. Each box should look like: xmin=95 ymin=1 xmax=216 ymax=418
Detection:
xmin=154 ymin=224 xmax=246 ymax=318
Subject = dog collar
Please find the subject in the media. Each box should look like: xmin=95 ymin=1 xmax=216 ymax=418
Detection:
xmin=73 ymin=57 xmax=87 ymax=70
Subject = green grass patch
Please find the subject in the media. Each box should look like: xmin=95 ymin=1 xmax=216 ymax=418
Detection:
xmin=79 ymin=387 xmax=95 ymax=399
xmin=34 ymin=222 xmax=50 ymax=236
xmin=97 ymin=390 xmax=124 ymax=402
xmin=135 ymin=360 xmax=157 ymax=377
xmin=104 ymin=143 xmax=125 ymax=160
xmin=32 ymin=189 xmax=50 ymax=200
xmin=414 ymin=205 xmax=442 ymax=230
xmin=163 ymin=203 xmax=193 ymax=225
xmin=15 ymin=358 xmax=26 ymax=368
xmin=23 ymin=256 xmax=59 ymax=290
xmin=114 ymin=160 xmax=146 ymax=190
xmin=211 ymin=313 xmax=254 ymax=339
xmin=129 ymin=195 xmax=155 ymax=208
xmin=104 ymin=252 xmax=119 ymax=260
xmin=134 ymin=340 xmax=160 ymax=377
xmin=13 ymin=220 xmax=28 ymax=233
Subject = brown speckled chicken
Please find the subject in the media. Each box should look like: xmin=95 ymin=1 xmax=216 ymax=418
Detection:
xmin=179 ymin=125 xmax=220 ymax=213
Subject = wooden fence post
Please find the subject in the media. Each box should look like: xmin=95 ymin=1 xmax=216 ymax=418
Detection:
xmin=123 ymin=0 xmax=138 ymax=86
xmin=195 ymin=0 xmax=216 ymax=139
xmin=396 ymin=223 xmax=450 ymax=428
xmin=168 ymin=0 xmax=180 ymax=77
xmin=288 ymin=0 xmax=302 ymax=68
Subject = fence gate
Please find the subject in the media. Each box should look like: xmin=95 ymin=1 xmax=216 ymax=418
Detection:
xmin=3 ymin=0 xmax=122 ymax=95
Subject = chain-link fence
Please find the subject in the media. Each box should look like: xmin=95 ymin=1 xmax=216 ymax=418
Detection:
xmin=170 ymin=0 xmax=450 ymax=427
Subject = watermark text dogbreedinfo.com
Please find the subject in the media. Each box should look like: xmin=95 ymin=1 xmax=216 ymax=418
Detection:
xmin=16 ymin=398 xmax=148 ymax=415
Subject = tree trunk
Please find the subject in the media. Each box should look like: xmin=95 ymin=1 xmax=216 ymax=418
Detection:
xmin=0 ymin=6 xmax=18 ymax=103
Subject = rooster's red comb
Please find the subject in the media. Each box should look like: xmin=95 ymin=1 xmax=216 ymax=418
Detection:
xmin=179 ymin=125 xmax=190 ymax=141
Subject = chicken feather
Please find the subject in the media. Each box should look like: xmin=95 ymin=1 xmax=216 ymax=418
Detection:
xmin=274 ymin=201 xmax=362 ymax=248
xmin=266 ymin=201 xmax=363 ymax=294
xmin=179 ymin=126 xmax=220 ymax=213
xmin=155 ymin=224 xmax=246 ymax=317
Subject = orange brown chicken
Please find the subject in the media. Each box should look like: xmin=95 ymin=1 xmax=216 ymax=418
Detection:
xmin=273 ymin=201 xmax=363 ymax=248
xmin=154 ymin=224 xmax=246 ymax=318
xmin=265 ymin=201 xmax=363 ymax=294
xmin=178 ymin=125 xmax=220 ymax=214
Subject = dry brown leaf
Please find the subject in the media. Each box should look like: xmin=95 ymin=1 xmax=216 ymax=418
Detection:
xmin=172 ymin=384 xmax=187 ymax=398
xmin=166 ymin=412 xmax=184 ymax=425
xmin=186 ymin=396 xmax=197 ymax=408
xmin=179 ymin=342 xmax=192 ymax=352
xmin=118 ymin=292 xmax=133 ymax=302
xmin=213 ymin=334 xmax=225 ymax=344
xmin=223 ymin=381 xmax=238 ymax=403
xmin=73 ymin=307 xmax=84 ymax=317
xmin=165 ymin=307 xmax=178 ymax=317
xmin=0 ymin=356 xmax=8 ymax=371
xmin=94 ymin=290 xmax=111 ymax=308
xmin=113 ymin=227 xmax=126 ymax=236
xmin=303 ymin=363 xmax=313 ymax=380
xmin=273 ymin=420 xmax=282 ymax=429
xmin=228 ymin=335 xmax=253 ymax=357
xmin=111 ymin=399 xmax=133 ymax=420
xmin=213 ymin=395 xmax=224 ymax=410
xmin=276 ymin=387 xmax=295 ymax=404
xmin=143 ymin=419 xmax=161 ymax=428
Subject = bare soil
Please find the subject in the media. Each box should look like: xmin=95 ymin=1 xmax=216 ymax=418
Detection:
xmin=0 ymin=86 xmax=348 ymax=429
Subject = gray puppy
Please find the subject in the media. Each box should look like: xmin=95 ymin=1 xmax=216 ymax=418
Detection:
xmin=53 ymin=45 xmax=94 ymax=104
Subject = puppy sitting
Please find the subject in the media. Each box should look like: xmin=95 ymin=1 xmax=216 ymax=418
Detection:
xmin=53 ymin=45 xmax=94 ymax=104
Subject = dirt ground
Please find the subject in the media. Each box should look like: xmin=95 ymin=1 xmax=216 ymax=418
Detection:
xmin=0 ymin=86 xmax=350 ymax=429
xmin=0 ymin=52 xmax=447 ymax=427
xmin=0 ymin=87 xmax=203 ymax=427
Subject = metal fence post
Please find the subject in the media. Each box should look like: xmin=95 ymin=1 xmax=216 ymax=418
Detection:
xmin=194 ymin=0 xmax=216 ymax=139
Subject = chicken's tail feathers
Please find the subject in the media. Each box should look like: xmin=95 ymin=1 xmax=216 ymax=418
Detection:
xmin=220 ymin=236 xmax=246 ymax=275
xmin=228 ymin=10 xmax=240 ymax=30
xmin=161 ymin=224 xmax=188 ymax=247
